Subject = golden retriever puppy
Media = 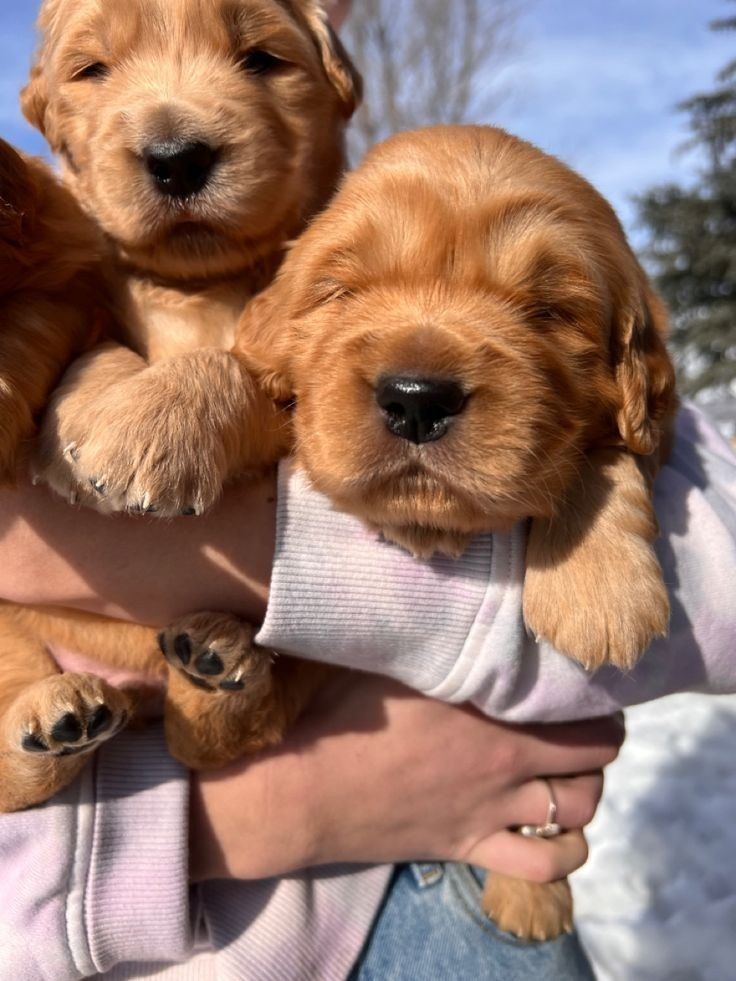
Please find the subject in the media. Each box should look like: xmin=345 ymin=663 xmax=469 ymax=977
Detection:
xmin=229 ymin=124 xmax=677 ymax=939
xmin=241 ymin=124 xmax=676 ymax=673
xmin=0 ymin=137 xmax=103 ymax=484
xmin=0 ymin=0 xmax=359 ymax=811
xmin=24 ymin=0 xmax=359 ymax=513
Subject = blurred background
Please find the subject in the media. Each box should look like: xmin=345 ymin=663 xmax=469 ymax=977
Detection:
xmin=3 ymin=1 xmax=736 ymax=977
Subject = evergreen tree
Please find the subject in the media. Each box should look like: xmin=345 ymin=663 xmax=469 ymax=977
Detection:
xmin=637 ymin=13 xmax=736 ymax=396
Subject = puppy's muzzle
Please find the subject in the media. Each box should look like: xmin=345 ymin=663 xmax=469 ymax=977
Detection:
xmin=143 ymin=139 xmax=218 ymax=199
xmin=376 ymin=376 xmax=466 ymax=444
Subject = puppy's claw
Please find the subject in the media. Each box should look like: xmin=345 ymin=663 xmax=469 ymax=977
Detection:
xmin=63 ymin=442 xmax=79 ymax=463
xmin=219 ymin=678 xmax=246 ymax=691
xmin=87 ymin=704 xmax=113 ymax=738
xmin=89 ymin=477 xmax=107 ymax=496
xmin=21 ymin=732 xmax=50 ymax=753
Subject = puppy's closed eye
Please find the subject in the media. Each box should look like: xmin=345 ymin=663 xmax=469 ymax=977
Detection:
xmin=239 ymin=49 xmax=287 ymax=76
xmin=72 ymin=62 xmax=109 ymax=82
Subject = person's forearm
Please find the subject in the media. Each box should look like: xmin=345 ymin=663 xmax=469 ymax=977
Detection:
xmin=0 ymin=473 xmax=275 ymax=624
xmin=0 ymin=725 xmax=192 ymax=977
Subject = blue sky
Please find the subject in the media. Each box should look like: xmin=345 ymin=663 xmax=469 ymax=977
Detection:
xmin=1 ymin=0 xmax=733 ymax=240
xmin=491 ymin=0 xmax=734 ymax=239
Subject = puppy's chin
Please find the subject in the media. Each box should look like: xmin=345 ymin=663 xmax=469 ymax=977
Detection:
xmin=307 ymin=465 xmax=526 ymax=537
xmin=117 ymin=223 xmax=277 ymax=281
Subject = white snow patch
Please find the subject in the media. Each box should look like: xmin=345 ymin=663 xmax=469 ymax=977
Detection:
xmin=572 ymin=693 xmax=736 ymax=981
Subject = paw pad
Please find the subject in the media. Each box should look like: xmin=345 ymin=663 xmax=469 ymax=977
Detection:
xmin=158 ymin=617 xmax=268 ymax=696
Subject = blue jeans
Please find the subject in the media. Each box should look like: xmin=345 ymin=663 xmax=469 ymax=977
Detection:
xmin=350 ymin=864 xmax=594 ymax=980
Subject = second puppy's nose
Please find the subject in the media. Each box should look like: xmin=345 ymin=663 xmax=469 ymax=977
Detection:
xmin=143 ymin=140 xmax=217 ymax=198
xmin=376 ymin=376 xmax=466 ymax=444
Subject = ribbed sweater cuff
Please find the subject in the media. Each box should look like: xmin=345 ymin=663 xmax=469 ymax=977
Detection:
xmin=256 ymin=461 xmax=495 ymax=695
xmin=78 ymin=725 xmax=192 ymax=973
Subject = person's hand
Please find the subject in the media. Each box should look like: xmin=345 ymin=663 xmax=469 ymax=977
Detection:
xmin=190 ymin=672 xmax=623 ymax=883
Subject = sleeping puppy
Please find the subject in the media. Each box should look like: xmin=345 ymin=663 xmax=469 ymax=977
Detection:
xmin=0 ymin=0 xmax=359 ymax=811
xmin=0 ymin=138 xmax=103 ymax=484
xmin=229 ymin=124 xmax=677 ymax=940
xmin=240 ymin=124 xmax=677 ymax=673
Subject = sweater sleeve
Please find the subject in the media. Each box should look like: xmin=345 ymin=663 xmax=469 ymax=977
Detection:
xmin=0 ymin=724 xmax=193 ymax=981
xmin=257 ymin=403 xmax=736 ymax=721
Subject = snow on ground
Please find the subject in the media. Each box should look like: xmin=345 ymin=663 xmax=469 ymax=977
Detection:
xmin=572 ymin=692 xmax=736 ymax=981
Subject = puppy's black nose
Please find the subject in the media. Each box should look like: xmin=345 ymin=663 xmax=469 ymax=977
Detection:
xmin=376 ymin=376 xmax=466 ymax=444
xmin=143 ymin=140 xmax=217 ymax=198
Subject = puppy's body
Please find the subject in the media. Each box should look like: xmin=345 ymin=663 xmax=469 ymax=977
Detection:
xmin=0 ymin=0 xmax=359 ymax=811
xmin=235 ymin=125 xmax=677 ymax=940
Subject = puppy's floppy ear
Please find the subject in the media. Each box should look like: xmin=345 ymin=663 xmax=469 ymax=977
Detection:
xmin=21 ymin=64 xmax=51 ymax=137
xmin=21 ymin=0 xmax=65 ymax=143
xmin=234 ymin=284 xmax=295 ymax=403
xmin=296 ymin=0 xmax=362 ymax=117
xmin=612 ymin=284 xmax=676 ymax=456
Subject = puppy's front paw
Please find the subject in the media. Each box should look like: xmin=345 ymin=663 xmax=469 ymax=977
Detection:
xmin=7 ymin=672 xmax=131 ymax=759
xmin=159 ymin=612 xmax=273 ymax=697
xmin=524 ymin=521 xmax=669 ymax=671
xmin=36 ymin=398 xmax=226 ymax=518
xmin=31 ymin=346 xmax=260 ymax=517
xmin=379 ymin=523 xmax=472 ymax=559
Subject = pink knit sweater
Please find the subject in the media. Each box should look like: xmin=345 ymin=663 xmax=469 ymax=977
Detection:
xmin=1 ymin=404 xmax=734 ymax=979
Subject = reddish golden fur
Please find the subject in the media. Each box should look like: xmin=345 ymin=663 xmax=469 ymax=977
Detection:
xmin=0 ymin=138 xmax=103 ymax=483
xmin=0 ymin=0 xmax=358 ymax=812
xmin=23 ymin=0 xmax=360 ymax=511
xmin=240 ymin=125 xmax=676 ymax=672
xmin=233 ymin=125 xmax=678 ymax=939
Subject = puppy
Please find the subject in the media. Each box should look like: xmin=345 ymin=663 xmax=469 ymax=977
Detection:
xmin=233 ymin=124 xmax=677 ymax=939
xmin=25 ymin=0 xmax=360 ymax=513
xmin=0 ymin=138 xmax=103 ymax=483
xmin=0 ymin=0 xmax=359 ymax=810
xmin=241 ymin=124 xmax=676 ymax=671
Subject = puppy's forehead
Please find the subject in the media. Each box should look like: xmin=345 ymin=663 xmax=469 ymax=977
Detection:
xmin=313 ymin=176 xmax=524 ymax=287
xmin=47 ymin=0 xmax=315 ymax=57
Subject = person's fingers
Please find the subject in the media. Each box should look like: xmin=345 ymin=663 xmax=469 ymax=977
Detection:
xmin=500 ymin=714 xmax=625 ymax=781
xmin=503 ymin=772 xmax=605 ymax=832
xmin=472 ymin=829 xmax=589 ymax=883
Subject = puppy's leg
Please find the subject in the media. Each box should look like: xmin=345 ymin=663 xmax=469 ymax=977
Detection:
xmin=523 ymin=448 xmax=669 ymax=671
xmin=482 ymin=873 xmax=573 ymax=942
xmin=0 ymin=292 xmax=93 ymax=484
xmin=160 ymin=612 xmax=328 ymax=768
xmin=3 ymin=603 xmax=165 ymax=679
xmin=34 ymin=346 xmax=288 ymax=516
xmin=0 ymin=614 xmax=131 ymax=812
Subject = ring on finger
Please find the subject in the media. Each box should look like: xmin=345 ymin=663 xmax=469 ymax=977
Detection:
xmin=517 ymin=777 xmax=562 ymax=839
